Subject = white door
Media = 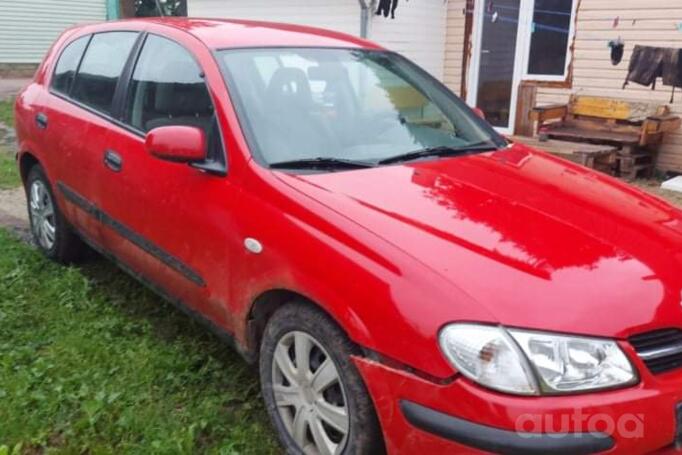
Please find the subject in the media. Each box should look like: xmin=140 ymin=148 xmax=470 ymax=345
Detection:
xmin=467 ymin=0 xmax=531 ymax=133
xmin=188 ymin=0 xmax=361 ymax=36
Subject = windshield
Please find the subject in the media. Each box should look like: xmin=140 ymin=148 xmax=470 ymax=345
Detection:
xmin=217 ymin=48 xmax=505 ymax=167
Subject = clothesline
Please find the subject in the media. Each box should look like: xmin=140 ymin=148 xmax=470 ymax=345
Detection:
xmin=492 ymin=4 xmax=572 ymax=17
xmin=484 ymin=13 xmax=570 ymax=35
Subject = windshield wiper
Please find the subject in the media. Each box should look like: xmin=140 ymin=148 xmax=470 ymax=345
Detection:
xmin=269 ymin=157 xmax=375 ymax=170
xmin=378 ymin=143 xmax=498 ymax=165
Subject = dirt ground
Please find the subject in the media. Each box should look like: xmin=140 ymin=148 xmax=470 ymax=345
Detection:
xmin=0 ymin=186 xmax=25 ymax=218
xmin=632 ymin=179 xmax=682 ymax=208
xmin=0 ymin=79 xmax=28 ymax=101
xmin=0 ymin=186 xmax=29 ymax=240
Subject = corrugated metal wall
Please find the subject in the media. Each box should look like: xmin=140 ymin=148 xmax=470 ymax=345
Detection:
xmin=0 ymin=0 xmax=106 ymax=64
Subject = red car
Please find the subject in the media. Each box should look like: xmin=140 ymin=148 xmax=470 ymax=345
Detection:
xmin=14 ymin=18 xmax=682 ymax=454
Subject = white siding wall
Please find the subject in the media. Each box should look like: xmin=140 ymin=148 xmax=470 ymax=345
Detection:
xmin=0 ymin=0 xmax=106 ymax=64
xmin=535 ymin=0 xmax=682 ymax=172
xmin=189 ymin=0 xmax=449 ymax=80
xmin=369 ymin=0 xmax=449 ymax=80
xmin=444 ymin=0 xmax=467 ymax=96
xmin=444 ymin=0 xmax=682 ymax=172
xmin=188 ymin=0 xmax=362 ymax=36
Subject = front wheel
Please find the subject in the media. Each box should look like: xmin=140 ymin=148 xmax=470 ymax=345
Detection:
xmin=260 ymin=303 xmax=385 ymax=455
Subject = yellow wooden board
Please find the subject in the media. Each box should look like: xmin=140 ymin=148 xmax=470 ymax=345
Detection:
xmin=569 ymin=96 xmax=633 ymax=120
xmin=366 ymin=87 xmax=427 ymax=110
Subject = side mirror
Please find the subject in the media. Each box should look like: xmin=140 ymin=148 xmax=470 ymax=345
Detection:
xmin=146 ymin=126 xmax=207 ymax=163
xmin=473 ymin=107 xmax=486 ymax=120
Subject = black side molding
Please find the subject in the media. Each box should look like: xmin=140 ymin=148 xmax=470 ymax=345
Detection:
xmin=57 ymin=181 xmax=205 ymax=287
xmin=400 ymin=400 xmax=615 ymax=455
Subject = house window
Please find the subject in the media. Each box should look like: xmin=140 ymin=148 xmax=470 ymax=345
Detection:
xmin=524 ymin=0 xmax=577 ymax=80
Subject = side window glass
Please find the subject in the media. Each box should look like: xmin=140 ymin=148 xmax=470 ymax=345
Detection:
xmin=71 ymin=32 xmax=138 ymax=114
xmin=124 ymin=35 xmax=214 ymax=135
xmin=51 ymin=36 xmax=90 ymax=95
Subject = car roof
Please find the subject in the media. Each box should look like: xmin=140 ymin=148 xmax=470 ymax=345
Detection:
xmin=86 ymin=18 xmax=383 ymax=51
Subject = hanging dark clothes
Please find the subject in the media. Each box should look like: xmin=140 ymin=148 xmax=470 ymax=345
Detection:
xmin=624 ymin=45 xmax=682 ymax=102
xmin=376 ymin=0 xmax=399 ymax=19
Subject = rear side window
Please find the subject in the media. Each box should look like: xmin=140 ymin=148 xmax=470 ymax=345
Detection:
xmin=123 ymin=35 xmax=214 ymax=133
xmin=51 ymin=36 xmax=90 ymax=95
xmin=71 ymin=32 xmax=138 ymax=114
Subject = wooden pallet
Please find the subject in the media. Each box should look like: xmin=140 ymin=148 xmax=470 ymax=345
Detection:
xmin=618 ymin=152 xmax=656 ymax=180
xmin=510 ymin=136 xmax=619 ymax=175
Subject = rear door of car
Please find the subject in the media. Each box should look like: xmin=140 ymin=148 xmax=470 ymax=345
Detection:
xmin=45 ymin=31 xmax=140 ymax=244
xmin=94 ymin=32 xmax=234 ymax=326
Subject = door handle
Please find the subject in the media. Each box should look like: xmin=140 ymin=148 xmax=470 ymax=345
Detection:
xmin=35 ymin=112 xmax=48 ymax=129
xmin=103 ymin=150 xmax=123 ymax=172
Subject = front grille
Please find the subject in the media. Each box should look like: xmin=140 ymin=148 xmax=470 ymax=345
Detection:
xmin=629 ymin=329 xmax=682 ymax=374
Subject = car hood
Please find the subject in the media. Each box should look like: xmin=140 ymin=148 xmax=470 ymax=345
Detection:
xmin=274 ymin=144 xmax=682 ymax=338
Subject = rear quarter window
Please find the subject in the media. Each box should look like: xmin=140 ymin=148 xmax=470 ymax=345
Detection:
xmin=51 ymin=35 xmax=90 ymax=95
xmin=71 ymin=32 xmax=139 ymax=115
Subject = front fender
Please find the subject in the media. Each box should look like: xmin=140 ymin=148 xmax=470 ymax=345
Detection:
xmin=228 ymin=168 xmax=496 ymax=380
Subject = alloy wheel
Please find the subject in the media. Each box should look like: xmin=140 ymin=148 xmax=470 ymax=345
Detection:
xmin=29 ymin=180 xmax=56 ymax=250
xmin=271 ymin=331 xmax=350 ymax=455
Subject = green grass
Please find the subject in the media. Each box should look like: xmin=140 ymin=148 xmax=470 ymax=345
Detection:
xmin=0 ymin=229 xmax=278 ymax=454
xmin=0 ymin=152 xmax=20 ymax=189
xmin=0 ymin=98 xmax=14 ymax=127
xmin=0 ymin=96 xmax=19 ymax=190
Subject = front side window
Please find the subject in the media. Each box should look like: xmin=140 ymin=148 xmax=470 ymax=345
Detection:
xmin=123 ymin=35 xmax=223 ymax=163
xmin=219 ymin=48 xmax=502 ymax=166
xmin=71 ymin=32 xmax=138 ymax=114
xmin=51 ymin=35 xmax=90 ymax=95
xmin=123 ymin=35 xmax=215 ymax=134
xmin=526 ymin=0 xmax=575 ymax=77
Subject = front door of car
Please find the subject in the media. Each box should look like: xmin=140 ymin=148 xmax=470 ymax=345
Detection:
xmin=96 ymin=34 xmax=234 ymax=326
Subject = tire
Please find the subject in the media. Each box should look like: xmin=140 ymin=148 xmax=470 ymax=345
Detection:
xmin=260 ymin=302 xmax=385 ymax=455
xmin=25 ymin=165 xmax=86 ymax=263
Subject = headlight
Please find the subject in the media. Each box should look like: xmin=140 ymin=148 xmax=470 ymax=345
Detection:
xmin=439 ymin=324 xmax=637 ymax=396
xmin=509 ymin=329 xmax=637 ymax=394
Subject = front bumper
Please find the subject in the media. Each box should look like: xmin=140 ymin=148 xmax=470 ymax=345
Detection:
xmin=354 ymin=356 xmax=682 ymax=454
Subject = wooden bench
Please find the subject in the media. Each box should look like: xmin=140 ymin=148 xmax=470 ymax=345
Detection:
xmin=530 ymin=96 xmax=681 ymax=179
xmin=510 ymin=136 xmax=619 ymax=175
